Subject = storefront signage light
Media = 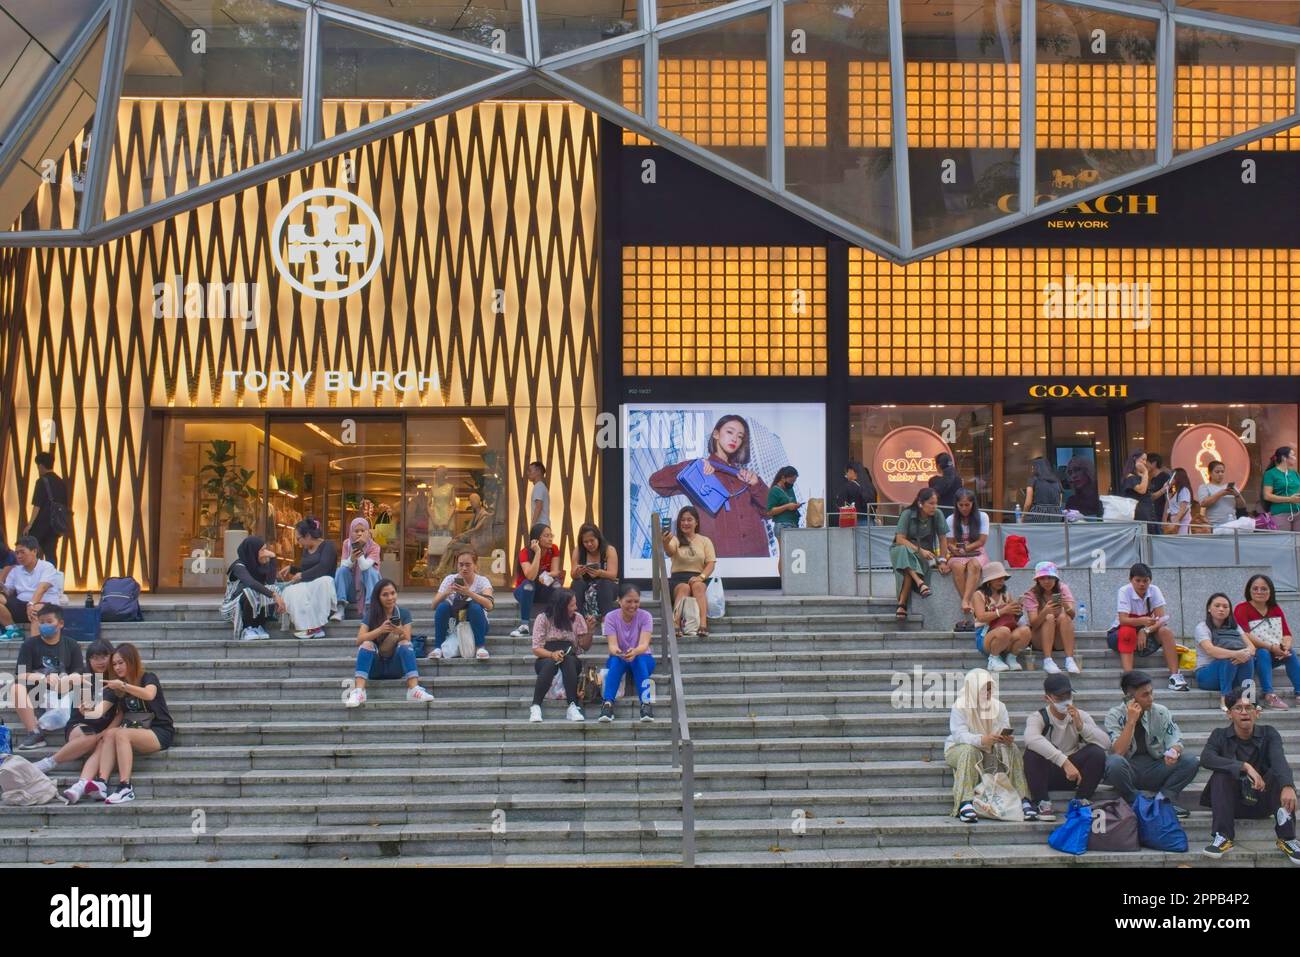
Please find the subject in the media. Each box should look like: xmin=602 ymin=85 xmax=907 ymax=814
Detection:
xmin=1028 ymin=384 xmax=1129 ymax=399
xmin=872 ymin=426 xmax=954 ymax=504
xmin=1171 ymin=423 xmax=1252 ymax=489
xmin=996 ymin=193 xmax=1159 ymax=216
xmin=270 ymin=188 xmax=385 ymax=301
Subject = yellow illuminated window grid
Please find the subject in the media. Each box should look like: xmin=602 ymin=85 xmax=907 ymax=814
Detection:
xmin=1177 ymin=64 xmax=1298 ymax=151
xmin=906 ymin=61 xmax=1021 ymax=149
xmin=848 ymin=247 xmax=1300 ymax=377
xmin=622 ymin=247 xmax=828 ymax=376
xmin=1036 ymin=63 xmax=1157 ymax=150
xmin=847 ymin=61 xmax=891 ymax=148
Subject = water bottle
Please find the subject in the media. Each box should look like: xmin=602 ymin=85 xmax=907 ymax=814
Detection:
xmin=84 ymin=592 xmax=94 ymax=609
xmin=1013 ymin=504 xmax=1022 ymax=523
xmin=1077 ymin=601 xmax=1089 ymax=630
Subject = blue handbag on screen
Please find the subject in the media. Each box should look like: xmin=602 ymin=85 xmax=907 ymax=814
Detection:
xmin=1134 ymin=793 xmax=1188 ymax=852
xmin=1047 ymin=799 xmax=1092 ymax=855
xmin=675 ymin=459 xmax=746 ymax=516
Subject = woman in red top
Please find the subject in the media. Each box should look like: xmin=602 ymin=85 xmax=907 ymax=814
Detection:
xmin=1234 ymin=574 xmax=1299 ymax=709
xmin=648 ymin=414 xmax=771 ymax=558
xmin=511 ymin=523 xmax=562 ymax=637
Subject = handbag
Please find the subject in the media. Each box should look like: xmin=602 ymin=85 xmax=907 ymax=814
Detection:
xmin=1248 ymin=616 xmax=1284 ymax=648
xmin=427 ymin=535 xmax=453 ymax=555
xmin=122 ymin=711 xmax=155 ymax=730
xmin=675 ymin=459 xmax=747 ymax=516
xmin=577 ymin=666 xmax=604 ymax=706
xmin=972 ymin=747 xmax=1025 ymax=821
xmin=1134 ymin=793 xmax=1188 ymax=852
xmin=806 ymin=498 xmax=825 ymax=529
xmin=1088 ymin=797 xmax=1141 ymax=851
xmin=838 ymin=506 xmax=857 ymax=528
xmin=1047 ymin=799 xmax=1092 ymax=855
xmin=674 ymin=595 xmax=700 ymax=637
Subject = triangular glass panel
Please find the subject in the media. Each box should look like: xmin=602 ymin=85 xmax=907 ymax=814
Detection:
xmin=552 ymin=43 xmax=643 ymax=116
xmin=1174 ymin=24 xmax=1299 ymax=155
xmin=320 ymin=19 xmax=505 ymax=140
xmin=103 ymin=0 xmax=304 ymax=219
xmin=332 ymin=0 xmax=527 ymax=60
xmin=0 ymin=0 xmax=105 ymax=149
xmin=904 ymin=0 xmax=1023 ymax=248
xmin=1031 ymin=3 xmax=1157 ymax=210
xmin=783 ymin=0 xmax=896 ymax=245
xmin=1176 ymin=1 xmax=1300 ymax=30
xmin=0 ymin=23 xmax=105 ymax=231
xmin=656 ymin=12 xmax=770 ymax=180
xmin=658 ymin=0 xmax=747 ymax=25
xmin=536 ymin=0 xmax=637 ymax=60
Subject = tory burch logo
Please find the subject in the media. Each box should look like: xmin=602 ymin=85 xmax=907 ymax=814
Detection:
xmin=286 ymin=204 xmax=368 ymax=283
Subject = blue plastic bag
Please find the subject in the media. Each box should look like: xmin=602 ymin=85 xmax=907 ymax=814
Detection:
xmin=1134 ymin=793 xmax=1188 ymax=852
xmin=1047 ymin=799 xmax=1092 ymax=855
xmin=0 ymin=724 xmax=10 ymax=755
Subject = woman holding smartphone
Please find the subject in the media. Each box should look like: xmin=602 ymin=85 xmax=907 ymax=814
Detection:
xmin=890 ymin=487 xmax=950 ymax=622
xmin=944 ymin=667 xmax=1036 ymax=823
xmin=344 ymin=578 xmax=434 ymax=707
xmin=430 ymin=549 xmax=495 ymax=659
xmin=663 ymin=506 xmax=716 ymax=637
xmin=972 ymin=562 xmax=1030 ymax=673
xmin=571 ymin=523 xmax=619 ymax=626
xmin=222 ymin=535 xmax=286 ymax=641
xmin=511 ymin=523 xmax=561 ymax=638
xmin=529 ymin=588 xmax=592 ymax=722
xmin=945 ymin=489 xmax=987 ymax=625
xmin=1021 ymin=561 xmax=1078 ymax=675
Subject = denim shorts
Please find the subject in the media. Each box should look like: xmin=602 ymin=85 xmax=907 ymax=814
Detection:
xmin=368 ymin=652 xmax=407 ymax=681
xmin=974 ymin=626 xmax=988 ymax=655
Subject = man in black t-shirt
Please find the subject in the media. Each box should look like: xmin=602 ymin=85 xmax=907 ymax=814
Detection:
xmin=13 ymin=605 xmax=84 ymax=751
xmin=24 ymin=451 xmax=68 ymax=563
xmin=1146 ymin=454 xmax=1171 ymax=535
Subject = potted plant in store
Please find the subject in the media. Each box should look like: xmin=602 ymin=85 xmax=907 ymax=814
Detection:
xmin=198 ymin=439 xmax=257 ymax=561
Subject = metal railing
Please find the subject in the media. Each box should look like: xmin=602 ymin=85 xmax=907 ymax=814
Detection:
xmin=649 ymin=517 xmax=696 ymax=866
xmin=846 ymin=503 xmax=1300 ymax=595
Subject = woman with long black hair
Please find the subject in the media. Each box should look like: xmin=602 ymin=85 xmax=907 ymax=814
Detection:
xmin=344 ymin=578 xmax=434 ymax=708
xmin=1120 ymin=449 xmax=1158 ymax=533
xmin=571 ymin=523 xmax=619 ymax=625
xmin=663 ymin=505 xmax=717 ymax=637
xmin=528 ymin=587 xmax=593 ymax=723
xmin=890 ymin=486 xmax=950 ymax=622
xmin=221 ymin=535 xmax=286 ymax=641
xmin=1263 ymin=446 xmax=1300 ymax=532
xmin=1164 ymin=467 xmax=1194 ymax=534
xmin=511 ymin=522 xmax=561 ymax=637
xmin=1021 ymin=456 xmax=1063 ymax=523
xmin=927 ymin=453 xmax=963 ymax=511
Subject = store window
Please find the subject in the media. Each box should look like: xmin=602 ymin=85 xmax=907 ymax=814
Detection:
xmin=404 ymin=416 xmax=509 ymax=588
xmin=1156 ymin=404 xmax=1298 ymax=513
xmin=157 ymin=417 xmax=268 ymax=590
xmin=1001 ymin=413 xmax=1047 ymax=517
xmin=850 ymin=405 xmax=993 ymax=513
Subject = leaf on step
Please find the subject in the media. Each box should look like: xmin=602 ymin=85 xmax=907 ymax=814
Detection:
xmin=41 ymin=859 xmax=55 ymax=865
xmin=921 ymin=757 xmax=932 ymax=763
xmin=71 ymin=863 xmax=87 ymax=869
xmin=768 ymin=845 xmax=789 ymax=853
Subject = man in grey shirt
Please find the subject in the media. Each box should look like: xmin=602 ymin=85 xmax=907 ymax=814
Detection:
xmin=1196 ymin=461 xmax=1249 ymax=532
xmin=528 ymin=462 xmax=551 ymax=527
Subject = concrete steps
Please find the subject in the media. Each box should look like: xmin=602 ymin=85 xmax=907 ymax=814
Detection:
xmin=1 ymin=593 xmax=1294 ymax=867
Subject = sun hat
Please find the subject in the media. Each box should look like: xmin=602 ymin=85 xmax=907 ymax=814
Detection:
xmin=980 ymin=561 xmax=1010 ymax=586
xmin=1033 ymin=561 xmax=1061 ymax=580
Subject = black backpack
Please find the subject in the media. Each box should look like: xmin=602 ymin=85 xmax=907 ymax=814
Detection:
xmin=41 ymin=475 xmax=71 ymax=537
xmin=99 ymin=577 xmax=143 ymax=622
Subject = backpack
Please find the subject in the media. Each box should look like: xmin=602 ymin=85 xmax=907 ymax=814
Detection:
xmin=1004 ymin=535 xmax=1030 ymax=568
xmin=0 ymin=754 xmax=67 ymax=806
xmin=41 ymin=475 xmax=71 ymax=537
xmin=100 ymin=577 xmax=143 ymax=622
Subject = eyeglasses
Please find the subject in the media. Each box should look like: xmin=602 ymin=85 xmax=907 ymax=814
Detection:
xmin=1229 ymin=706 xmax=1255 ymax=715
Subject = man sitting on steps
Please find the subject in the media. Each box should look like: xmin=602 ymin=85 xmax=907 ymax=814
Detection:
xmin=1199 ymin=688 xmax=1300 ymax=863
xmin=1103 ymin=670 xmax=1199 ymax=817
xmin=1023 ymin=673 xmax=1110 ymax=822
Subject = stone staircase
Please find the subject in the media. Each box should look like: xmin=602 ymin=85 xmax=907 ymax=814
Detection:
xmin=0 ymin=595 xmax=1295 ymax=867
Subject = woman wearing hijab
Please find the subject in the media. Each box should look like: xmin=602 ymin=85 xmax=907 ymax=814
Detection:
xmin=333 ymin=517 xmax=382 ymax=620
xmin=944 ymin=667 xmax=1036 ymax=823
xmin=220 ymin=536 xmax=285 ymax=641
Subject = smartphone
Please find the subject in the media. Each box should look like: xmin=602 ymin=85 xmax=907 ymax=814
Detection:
xmin=999 ymin=728 xmax=1014 ymax=738
xmin=388 ymin=613 xmax=401 ymax=628
xmin=1227 ymin=482 xmax=1236 ymax=490
xmin=660 ymin=516 xmax=672 ymax=533
xmin=454 ymin=576 xmax=466 ymax=587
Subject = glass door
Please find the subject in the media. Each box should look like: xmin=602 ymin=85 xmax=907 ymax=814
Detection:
xmin=267 ymin=417 xmax=404 ymax=580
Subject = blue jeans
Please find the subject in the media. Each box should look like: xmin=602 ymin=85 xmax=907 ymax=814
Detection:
xmin=355 ymin=640 xmax=419 ymax=681
xmin=1194 ymin=657 xmax=1254 ymax=695
xmin=434 ymin=600 xmax=488 ymax=648
xmin=335 ymin=566 xmax=381 ymax=606
xmin=1255 ymin=646 xmax=1300 ymax=694
xmin=603 ymin=653 xmax=656 ymax=703
xmin=513 ymin=581 xmax=555 ymax=623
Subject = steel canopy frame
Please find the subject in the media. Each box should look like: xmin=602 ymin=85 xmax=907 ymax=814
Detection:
xmin=0 ymin=0 xmax=1296 ymax=263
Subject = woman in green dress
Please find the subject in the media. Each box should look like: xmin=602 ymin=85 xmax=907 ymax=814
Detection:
xmin=891 ymin=486 xmax=950 ymax=622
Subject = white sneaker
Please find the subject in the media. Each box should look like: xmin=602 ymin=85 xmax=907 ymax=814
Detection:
xmin=987 ymin=654 xmax=1010 ymax=673
xmin=1065 ymin=657 xmax=1081 ymax=674
xmin=529 ymin=705 xmax=543 ymax=723
xmin=510 ymin=623 xmax=531 ymax=637
xmin=253 ymin=626 xmax=272 ymax=639
xmin=344 ymin=688 xmax=366 ymax=708
xmin=62 ymin=780 xmax=87 ymax=804
xmin=1003 ymin=653 xmax=1023 ymax=672
xmin=429 ymin=647 xmax=443 ymax=659
xmin=1168 ymin=673 xmax=1189 ymax=691
xmin=240 ymin=626 xmax=263 ymax=641
xmin=33 ymin=756 xmax=56 ymax=774
xmin=565 ymin=703 xmax=585 ymax=722
xmin=475 ymin=647 xmax=490 ymax=660
xmin=1042 ymin=657 xmax=1061 ymax=674
xmin=406 ymin=686 xmax=434 ymax=702
xmin=329 ymin=605 xmax=345 ymax=622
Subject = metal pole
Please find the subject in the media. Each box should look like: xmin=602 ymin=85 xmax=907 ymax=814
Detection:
xmin=1233 ymin=529 xmax=1240 ymax=566
xmin=1063 ymin=518 xmax=1071 ymax=566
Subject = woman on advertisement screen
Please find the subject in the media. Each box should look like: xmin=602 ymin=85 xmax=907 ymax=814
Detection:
xmin=648 ymin=414 xmax=772 ymax=558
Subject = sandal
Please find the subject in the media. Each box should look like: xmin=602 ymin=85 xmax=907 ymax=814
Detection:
xmin=895 ymin=605 xmax=909 ymax=622
xmin=916 ymin=584 xmax=932 ymax=599
xmin=697 ymin=627 xmax=710 ymax=637
xmin=957 ymin=801 xmax=978 ymax=824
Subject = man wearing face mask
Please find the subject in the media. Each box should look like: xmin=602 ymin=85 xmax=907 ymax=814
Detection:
xmin=13 ymin=605 xmax=84 ymax=751
xmin=1023 ymin=673 xmax=1111 ymax=821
